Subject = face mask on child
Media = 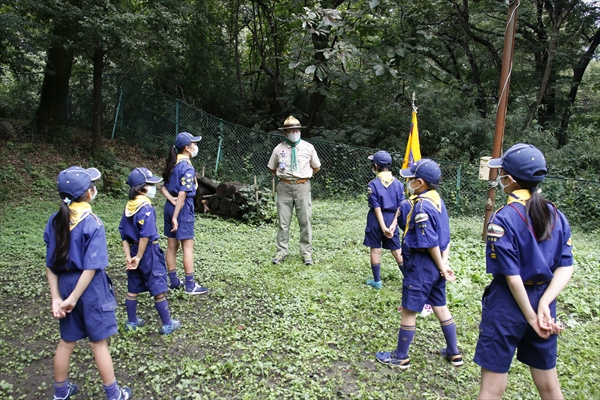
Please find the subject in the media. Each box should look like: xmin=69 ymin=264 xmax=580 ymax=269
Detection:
xmin=497 ymin=174 xmax=512 ymax=191
xmin=408 ymin=179 xmax=421 ymax=196
xmin=146 ymin=185 xmax=157 ymax=198
xmin=89 ymin=186 xmax=98 ymax=201
xmin=190 ymin=144 xmax=199 ymax=158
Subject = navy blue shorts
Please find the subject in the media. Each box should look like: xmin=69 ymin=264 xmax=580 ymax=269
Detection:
xmin=164 ymin=197 xmax=196 ymax=240
xmin=401 ymin=251 xmax=446 ymax=312
xmin=58 ymin=270 xmax=118 ymax=342
xmin=473 ymin=280 xmax=558 ymax=373
xmin=127 ymin=244 xmax=168 ymax=296
xmin=363 ymin=225 xmax=401 ymax=250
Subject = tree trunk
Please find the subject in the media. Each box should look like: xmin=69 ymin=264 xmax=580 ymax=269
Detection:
xmin=91 ymin=44 xmax=105 ymax=158
xmin=558 ymin=26 xmax=600 ymax=147
xmin=34 ymin=26 xmax=75 ymax=143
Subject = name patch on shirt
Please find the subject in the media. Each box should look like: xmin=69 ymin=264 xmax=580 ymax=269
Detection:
xmin=487 ymin=223 xmax=505 ymax=238
xmin=414 ymin=213 xmax=429 ymax=224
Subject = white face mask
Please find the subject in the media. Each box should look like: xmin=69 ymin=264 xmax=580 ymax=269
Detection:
xmin=190 ymin=144 xmax=199 ymax=158
xmin=407 ymin=179 xmax=421 ymax=196
xmin=89 ymin=186 xmax=98 ymax=201
xmin=497 ymin=174 xmax=512 ymax=191
xmin=287 ymin=133 xmax=301 ymax=143
xmin=146 ymin=185 xmax=157 ymax=198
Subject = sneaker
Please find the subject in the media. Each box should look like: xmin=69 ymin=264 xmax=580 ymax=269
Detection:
xmin=272 ymin=255 xmax=286 ymax=264
xmin=160 ymin=319 xmax=181 ymax=335
xmin=303 ymin=258 xmax=313 ymax=265
xmin=110 ymin=386 xmax=132 ymax=400
xmin=375 ymin=351 xmax=410 ymax=370
xmin=169 ymin=277 xmax=184 ymax=290
xmin=125 ymin=318 xmax=145 ymax=331
xmin=366 ymin=279 xmax=382 ymax=290
xmin=53 ymin=382 xmax=78 ymax=400
xmin=186 ymin=283 xmax=209 ymax=295
xmin=440 ymin=348 xmax=463 ymax=367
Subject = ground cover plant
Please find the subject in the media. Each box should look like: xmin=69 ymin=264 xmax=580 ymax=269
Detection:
xmin=0 ymin=142 xmax=599 ymax=399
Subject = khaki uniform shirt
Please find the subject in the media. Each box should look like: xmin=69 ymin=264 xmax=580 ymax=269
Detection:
xmin=268 ymin=140 xmax=321 ymax=180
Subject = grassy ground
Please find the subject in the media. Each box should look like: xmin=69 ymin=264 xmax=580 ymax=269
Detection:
xmin=0 ymin=138 xmax=599 ymax=399
xmin=0 ymin=193 xmax=599 ymax=399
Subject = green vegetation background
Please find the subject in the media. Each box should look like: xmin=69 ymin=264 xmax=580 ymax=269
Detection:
xmin=0 ymin=141 xmax=599 ymax=399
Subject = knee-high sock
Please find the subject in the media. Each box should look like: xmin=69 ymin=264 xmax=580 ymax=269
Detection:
xmin=185 ymin=272 xmax=195 ymax=290
xmin=154 ymin=294 xmax=172 ymax=325
xmin=395 ymin=324 xmax=416 ymax=359
xmin=125 ymin=293 xmax=138 ymax=323
xmin=440 ymin=318 xmax=459 ymax=355
xmin=371 ymin=263 xmax=381 ymax=282
xmin=168 ymin=269 xmax=180 ymax=286
xmin=103 ymin=380 xmax=120 ymax=399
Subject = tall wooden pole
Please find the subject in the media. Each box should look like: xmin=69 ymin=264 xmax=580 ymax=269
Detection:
xmin=482 ymin=0 xmax=519 ymax=241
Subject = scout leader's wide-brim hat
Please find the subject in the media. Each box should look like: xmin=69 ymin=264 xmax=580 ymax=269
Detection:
xmin=127 ymin=167 xmax=163 ymax=187
xmin=368 ymin=150 xmax=393 ymax=167
xmin=488 ymin=143 xmax=547 ymax=183
xmin=400 ymin=159 xmax=441 ymax=184
xmin=175 ymin=132 xmax=202 ymax=150
xmin=57 ymin=166 xmax=101 ymax=199
xmin=278 ymin=116 xmax=306 ymax=131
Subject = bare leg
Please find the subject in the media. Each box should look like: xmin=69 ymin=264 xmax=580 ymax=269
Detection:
xmin=181 ymin=239 xmax=195 ymax=275
xmin=391 ymin=249 xmax=403 ymax=264
xmin=54 ymin=339 xmax=76 ymax=381
xmin=432 ymin=305 xmax=452 ymax=322
xmin=89 ymin=339 xmax=115 ymax=385
xmin=370 ymin=247 xmax=381 ymax=265
xmin=531 ymin=366 xmax=563 ymax=400
xmin=166 ymin=238 xmax=180 ymax=273
xmin=478 ymin=367 xmax=508 ymax=399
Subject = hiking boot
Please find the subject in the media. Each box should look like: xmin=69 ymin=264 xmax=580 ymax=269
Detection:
xmin=375 ymin=351 xmax=410 ymax=370
xmin=272 ymin=255 xmax=287 ymax=264
xmin=125 ymin=318 xmax=145 ymax=331
xmin=160 ymin=319 xmax=181 ymax=335
xmin=53 ymin=382 xmax=78 ymax=400
xmin=303 ymin=258 xmax=313 ymax=265
xmin=366 ymin=279 xmax=382 ymax=290
xmin=440 ymin=348 xmax=463 ymax=367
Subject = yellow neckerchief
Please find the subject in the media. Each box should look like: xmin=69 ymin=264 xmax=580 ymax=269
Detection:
xmin=403 ymin=190 xmax=442 ymax=236
xmin=506 ymin=188 xmax=531 ymax=207
xmin=377 ymin=171 xmax=394 ymax=188
xmin=69 ymin=202 xmax=92 ymax=231
xmin=175 ymin=154 xmax=198 ymax=190
xmin=125 ymin=195 xmax=151 ymax=217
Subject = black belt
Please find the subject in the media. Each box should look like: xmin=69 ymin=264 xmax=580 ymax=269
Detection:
xmin=524 ymin=280 xmax=547 ymax=285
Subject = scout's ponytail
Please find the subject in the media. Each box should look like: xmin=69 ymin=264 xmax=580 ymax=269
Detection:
xmin=52 ymin=195 xmax=73 ymax=269
xmin=162 ymin=145 xmax=179 ymax=182
xmin=518 ymin=174 xmax=553 ymax=242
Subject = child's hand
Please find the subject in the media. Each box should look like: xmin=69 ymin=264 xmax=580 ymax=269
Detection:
xmin=60 ymin=297 xmax=77 ymax=314
xmin=127 ymin=256 xmax=140 ymax=270
xmin=171 ymin=218 xmax=179 ymax=232
xmin=125 ymin=256 xmax=133 ymax=269
xmin=440 ymin=265 xmax=456 ymax=281
xmin=52 ymin=298 xmax=66 ymax=319
xmin=169 ymin=197 xmax=177 ymax=206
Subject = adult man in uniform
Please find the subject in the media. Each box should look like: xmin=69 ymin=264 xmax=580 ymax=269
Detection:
xmin=267 ymin=116 xmax=321 ymax=265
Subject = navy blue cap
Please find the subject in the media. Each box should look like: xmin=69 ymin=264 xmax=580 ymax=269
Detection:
xmin=368 ymin=151 xmax=393 ymax=167
xmin=127 ymin=167 xmax=163 ymax=187
xmin=488 ymin=143 xmax=547 ymax=183
xmin=174 ymin=132 xmax=201 ymax=150
xmin=57 ymin=166 xmax=101 ymax=199
xmin=400 ymin=159 xmax=441 ymax=184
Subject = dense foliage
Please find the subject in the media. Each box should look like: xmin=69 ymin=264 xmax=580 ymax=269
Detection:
xmin=1 ymin=0 xmax=599 ymax=170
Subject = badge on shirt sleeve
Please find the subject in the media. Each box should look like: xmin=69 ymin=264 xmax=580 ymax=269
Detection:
xmin=138 ymin=219 xmax=145 ymax=225
xmin=487 ymin=223 xmax=504 ymax=238
xmin=367 ymin=186 xmax=373 ymax=195
xmin=414 ymin=213 xmax=429 ymax=224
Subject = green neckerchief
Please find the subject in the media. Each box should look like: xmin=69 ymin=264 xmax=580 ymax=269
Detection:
xmin=284 ymin=138 xmax=302 ymax=172
xmin=376 ymin=171 xmax=394 ymax=188
xmin=125 ymin=195 xmax=151 ymax=217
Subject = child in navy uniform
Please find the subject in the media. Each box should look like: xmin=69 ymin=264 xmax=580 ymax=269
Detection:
xmin=376 ymin=159 xmax=462 ymax=369
xmin=119 ymin=168 xmax=181 ymax=335
xmin=44 ymin=166 xmax=131 ymax=400
xmin=161 ymin=132 xmax=209 ymax=295
xmin=474 ymin=144 xmax=573 ymax=399
xmin=363 ymin=151 xmax=405 ymax=289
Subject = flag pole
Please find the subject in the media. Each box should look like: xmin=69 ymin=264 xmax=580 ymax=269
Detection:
xmin=482 ymin=0 xmax=519 ymax=241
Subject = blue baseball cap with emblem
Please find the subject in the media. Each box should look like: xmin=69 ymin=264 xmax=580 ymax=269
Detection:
xmin=488 ymin=143 xmax=547 ymax=183
xmin=57 ymin=166 xmax=101 ymax=199
xmin=127 ymin=167 xmax=163 ymax=187
xmin=400 ymin=159 xmax=441 ymax=184
xmin=174 ymin=132 xmax=202 ymax=150
xmin=368 ymin=151 xmax=393 ymax=168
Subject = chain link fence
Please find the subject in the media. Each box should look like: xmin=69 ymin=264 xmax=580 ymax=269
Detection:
xmin=3 ymin=74 xmax=600 ymax=229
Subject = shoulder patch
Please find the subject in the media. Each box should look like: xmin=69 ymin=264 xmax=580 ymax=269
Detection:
xmin=414 ymin=213 xmax=429 ymax=224
xmin=566 ymin=237 xmax=572 ymax=247
xmin=138 ymin=219 xmax=145 ymax=225
xmin=367 ymin=186 xmax=373 ymax=195
xmin=487 ymin=223 xmax=505 ymax=238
